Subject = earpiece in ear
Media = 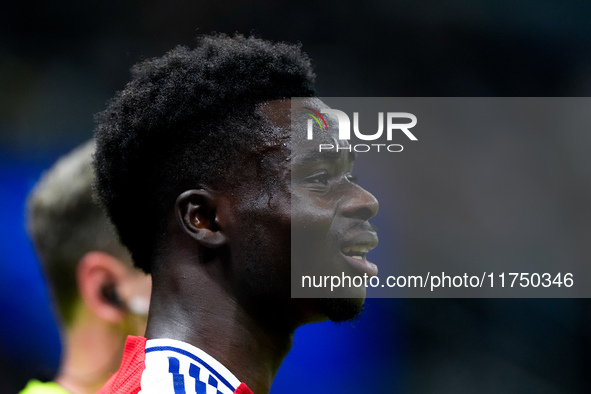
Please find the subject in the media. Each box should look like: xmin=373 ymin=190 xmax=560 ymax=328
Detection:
xmin=127 ymin=296 xmax=150 ymax=317
xmin=101 ymin=283 xmax=124 ymax=309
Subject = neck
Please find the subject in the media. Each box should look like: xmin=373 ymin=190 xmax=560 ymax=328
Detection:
xmin=145 ymin=264 xmax=295 ymax=394
xmin=55 ymin=305 xmax=127 ymax=394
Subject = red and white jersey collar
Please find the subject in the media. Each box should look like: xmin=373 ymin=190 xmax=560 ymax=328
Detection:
xmin=140 ymin=338 xmax=243 ymax=394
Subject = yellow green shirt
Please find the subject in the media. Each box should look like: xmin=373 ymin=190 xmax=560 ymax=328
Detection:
xmin=20 ymin=380 xmax=69 ymax=394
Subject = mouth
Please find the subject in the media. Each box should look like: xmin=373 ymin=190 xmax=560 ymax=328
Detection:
xmin=340 ymin=236 xmax=379 ymax=276
xmin=341 ymin=245 xmax=373 ymax=261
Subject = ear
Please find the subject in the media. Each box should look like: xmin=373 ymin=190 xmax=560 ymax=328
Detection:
xmin=175 ymin=189 xmax=227 ymax=248
xmin=77 ymin=251 xmax=128 ymax=323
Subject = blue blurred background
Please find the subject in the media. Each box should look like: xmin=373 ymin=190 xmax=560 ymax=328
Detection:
xmin=2 ymin=0 xmax=591 ymax=392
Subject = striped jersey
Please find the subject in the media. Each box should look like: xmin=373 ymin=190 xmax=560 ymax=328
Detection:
xmin=99 ymin=336 xmax=253 ymax=394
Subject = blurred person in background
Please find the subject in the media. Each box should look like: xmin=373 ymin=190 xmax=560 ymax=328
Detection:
xmin=22 ymin=140 xmax=151 ymax=394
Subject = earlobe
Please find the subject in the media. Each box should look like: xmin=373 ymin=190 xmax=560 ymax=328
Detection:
xmin=176 ymin=189 xmax=227 ymax=248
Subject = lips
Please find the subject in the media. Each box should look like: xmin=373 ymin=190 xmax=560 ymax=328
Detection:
xmin=341 ymin=245 xmax=374 ymax=261
xmin=340 ymin=232 xmax=379 ymax=276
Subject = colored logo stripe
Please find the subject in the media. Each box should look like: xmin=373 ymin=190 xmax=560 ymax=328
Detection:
xmin=303 ymin=107 xmax=329 ymax=132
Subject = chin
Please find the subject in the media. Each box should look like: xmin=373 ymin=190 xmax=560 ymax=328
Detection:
xmin=317 ymin=297 xmax=366 ymax=323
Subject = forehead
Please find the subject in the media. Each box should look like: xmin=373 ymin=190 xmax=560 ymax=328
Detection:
xmin=260 ymin=98 xmax=355 ymax=166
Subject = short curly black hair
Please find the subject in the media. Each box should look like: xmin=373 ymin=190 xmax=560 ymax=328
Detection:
xmin=94 ymin=34 xmax=316 ymax=273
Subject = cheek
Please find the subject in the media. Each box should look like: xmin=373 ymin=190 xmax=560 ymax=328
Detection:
xmin=291 ymin=194 xmax=340 ymax=272
xmin=230 ymin=192 xmax=292 ymax=264
xmin=290 ymin=191 xmax=337 ymax=234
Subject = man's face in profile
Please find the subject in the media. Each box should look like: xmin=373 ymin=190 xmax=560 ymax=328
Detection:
xmin=226 ymin=98 xmax=379 ymax=324
xmin=289 ymin=98 xmax=379 ymax=321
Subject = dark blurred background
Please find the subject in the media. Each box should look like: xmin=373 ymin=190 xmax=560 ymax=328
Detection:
xmin=1 ymin=0 xmax=591 ymax=393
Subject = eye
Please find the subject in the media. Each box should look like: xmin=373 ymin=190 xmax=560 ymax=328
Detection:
xmin=305 ymin=172 xmax=330 ymax=185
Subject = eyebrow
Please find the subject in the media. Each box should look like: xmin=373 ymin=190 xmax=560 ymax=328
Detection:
xmin=294 ymin=150 xmax=356 ymax=165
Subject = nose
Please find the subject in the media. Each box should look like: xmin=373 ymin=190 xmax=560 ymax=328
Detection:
xmin=340 ymin=183 xmax=379 ymax=221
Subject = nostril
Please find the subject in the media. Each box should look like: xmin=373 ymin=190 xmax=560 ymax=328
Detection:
xmin=346 ymin=206 xmax=377 ymax=221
